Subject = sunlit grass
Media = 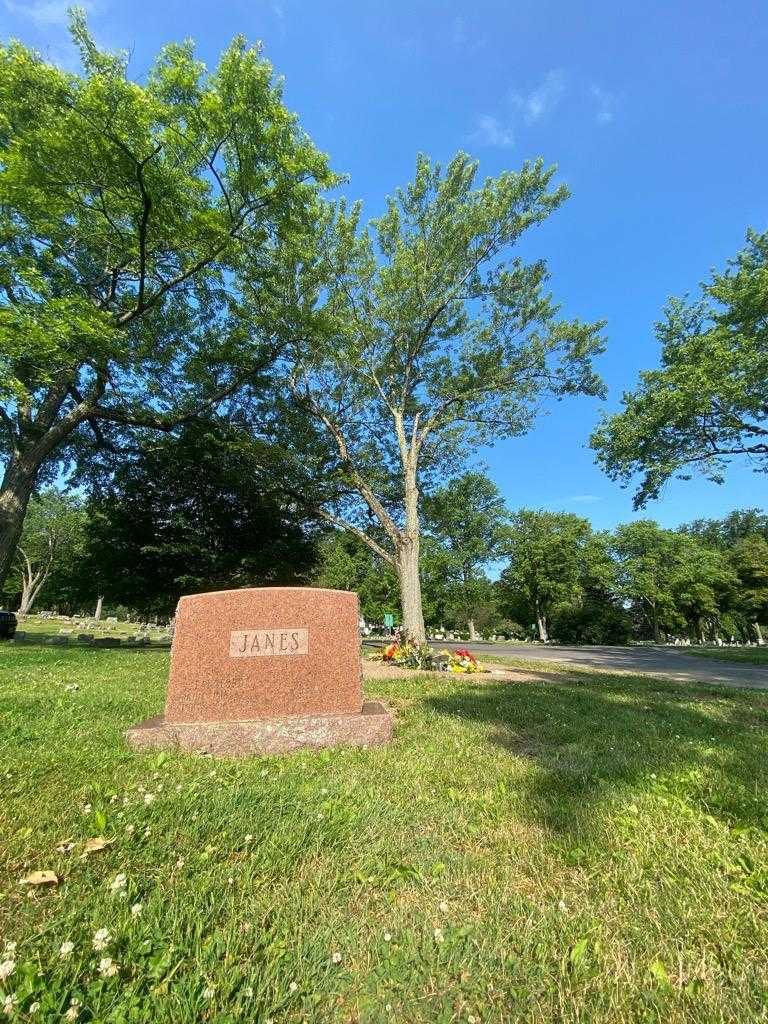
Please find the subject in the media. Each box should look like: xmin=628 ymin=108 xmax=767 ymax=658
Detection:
xmin=684 ymin=647 xmax=768 ymax=666
xmin=2 ymin=645 xmax=768 ymax=1022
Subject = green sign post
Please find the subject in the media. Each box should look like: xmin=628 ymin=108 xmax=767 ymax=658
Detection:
xmin=384 ymin=613 xmax=395 ymax=630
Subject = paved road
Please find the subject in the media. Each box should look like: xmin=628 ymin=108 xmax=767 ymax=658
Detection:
xmin=429 ymin=642 xmax=768 ymax=689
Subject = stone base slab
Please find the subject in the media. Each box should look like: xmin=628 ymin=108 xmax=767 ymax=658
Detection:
xmin=125 ymin=700 xmax=393 ymax=757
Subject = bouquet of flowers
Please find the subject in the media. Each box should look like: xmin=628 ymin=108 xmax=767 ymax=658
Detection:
xmin=373 ymin=633 xmax=484 ymax=673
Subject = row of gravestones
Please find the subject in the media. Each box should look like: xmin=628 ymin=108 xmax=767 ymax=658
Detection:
xmin=13 ymin=632 xmax=172 ymax=647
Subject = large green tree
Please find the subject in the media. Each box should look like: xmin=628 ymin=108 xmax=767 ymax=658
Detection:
xmin=423 ymin=471 xmax=508 ymax=639
xmin=498 ymin=509 xmax=605 ymax=642
xmin=73 ymin=423 xmax=319 ymax=617
xmin=4 ymin=488 xmax=87 ymax=613
xmin=591 ymin=230 xmax=768 ymax=507
xmin=276 ymin=154 xmax=604 ymax=641
xmin=0 ymin=16 xmax=333 ymax=588
xmin=682 ymin=509 xmax=768 ymax=642
xmin=612 ymin=521 xmax=735 ymax=642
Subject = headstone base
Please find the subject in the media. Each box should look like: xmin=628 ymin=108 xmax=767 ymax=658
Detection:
xmin=125 ymin=700 xmax=393 ymax=757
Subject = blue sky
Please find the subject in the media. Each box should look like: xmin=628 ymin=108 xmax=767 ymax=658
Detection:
xmin=3 ymin=0 xmax=766 ymax=530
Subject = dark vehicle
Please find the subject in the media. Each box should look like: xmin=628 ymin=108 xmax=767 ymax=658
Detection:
xmin=0 ymin=610 xmax=17 ymax=640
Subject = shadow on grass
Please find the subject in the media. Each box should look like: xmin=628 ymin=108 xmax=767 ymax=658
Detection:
xmin=425 ymin=673 xmax=768 ymax=838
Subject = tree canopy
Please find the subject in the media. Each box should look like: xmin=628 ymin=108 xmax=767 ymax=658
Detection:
xmin=69 ymin=423 xmax=319 ymax=617
xmin=591 ymin=230 xmax=768 ymax=507
xmin=274 ymin=152 xmax=605 ymax=639
xmin=0 ymin=16 xmax=334 ymax=587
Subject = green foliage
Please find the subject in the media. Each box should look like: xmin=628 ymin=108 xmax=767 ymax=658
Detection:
xmin=591 ymin=230 xmax=768 ymax=506
xmin=423 ymin=472 xmax=508 ymax=632
xmin=274 ymin=152 xmax=605 ymax=636
xmin=63 ymin=423 xmax=318 ymax=617
xmin=3 ymin=488 xmax=88 ymax=610
xmin=611 ymin=521 xmax=737 ymax=641
xmin=0 ymin=16 xmax=334 ymax=587
xmin=498 ymin=510 xmax=610 ymax=640
xmin=313 ymin=532 xmax=399 ymax=623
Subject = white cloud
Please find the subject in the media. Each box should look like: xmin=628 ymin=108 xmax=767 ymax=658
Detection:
xmin=590 ymin=84 xmax=619 ymax=124
xmin=3 ymin=0 xmax=96 ymax=28
xmin=471 ymin=114 xmax=515 ymax=148
xmin=567 ymin=494 xmax=603 ymax=504
xmin=510 ymin=68 xmax=568 ymax=125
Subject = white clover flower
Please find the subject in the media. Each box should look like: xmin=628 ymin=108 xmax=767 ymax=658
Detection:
xmin=227 ymin=877 xmax=234 ymax=886
xmin=0 ymin=960 xmax=15 ymax=981
xmin=28 ymin=1002 xmax=39 ymax=1014
xmin=331 ymin=951 xmax=342 ymax=964
xmin=438 ymin=900 xmax=449 ymax=913
xmin=289 ymin=981 xmax=298 ymax=993
xmin=467 ymin=1016 xmax=478 ymax=1024
xmin=202 ymin=987 xmax=215 ymax=999
xmin=244 ymin=834 xmax=253 ymax=843
xmin=97 ymin=957 xmax=119 ymax=978
xmin=92 ymin=928 xmax=110 ymax=951
xmin=65 ymin=999 xmax=81 ymax=1021
xmin=59 ymin=941 xmax=75 ymax=959
xmin=82 ymin=804 xmax=92 ymax=815
xmin=383 ymin=932 xmax=392 ymax=942
xmin=175 ymin=784 xmax=182 ymax=792
xmin=143 ymin=793 xmax=155 ymax=805
xmin=245 ymin=987 xmax=254 ymax=998
xmin=2 ymin=994 xmax=17 ymax=1017
xmin=109 ymin=873 xmax=127 ymax=893
xmin=557 ymin=899 xmax=567 ymax=912
xmin=130 ymin=903 xmax=142 ymax=918
xmin=175 ymin=859 xmax=185 ymax=869
xmin=125 ymin=824 xmax=135 ymax=835
xmin=433 ymin=927 xmax=444 ymax=943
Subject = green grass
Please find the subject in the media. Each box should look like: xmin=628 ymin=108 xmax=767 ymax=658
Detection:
xmin=2 ymin=647 xmax=768 ymax=1023
xmin=684 ymin=647 xmax=768 ymax=666
xmin=14 ymin=615 xmax=171 ymax=644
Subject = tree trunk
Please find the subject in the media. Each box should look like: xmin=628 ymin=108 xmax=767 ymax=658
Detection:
xmin=0 ymin=455 xmax=40 ymax=593
xmin=534 ymin=598 xmax=548 ymax=642
xmin=397 ymin=537 xmax=426 ymax=643
xmin=754 ymin=621 xmax=764 ymax=645
xmin=650 ymin=606 xmax=660 ymax=643
xmin=395 ymin=457 xmax=426 ymax=643
xmin=94 ymin=596 xmax=103 ymax=621
xmin=468 ymin=618 xmax=477 ymax=641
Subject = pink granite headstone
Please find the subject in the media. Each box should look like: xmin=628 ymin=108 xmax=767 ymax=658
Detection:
xmin=126 ymin=587 xmax=392 ymax=756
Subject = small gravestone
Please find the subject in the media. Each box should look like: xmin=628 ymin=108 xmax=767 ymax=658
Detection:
xmin=126 ymin=587 xmax=392 ymax=757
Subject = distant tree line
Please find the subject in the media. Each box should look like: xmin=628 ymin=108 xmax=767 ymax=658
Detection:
xmin=10 ymin=448 xmax=765 ymax=647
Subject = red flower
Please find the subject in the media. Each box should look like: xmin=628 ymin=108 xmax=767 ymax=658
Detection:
xmin=454 ymin=649 xmax=477 ymax=662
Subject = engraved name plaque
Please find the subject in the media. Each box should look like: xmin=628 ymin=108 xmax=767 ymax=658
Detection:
xmin=229 ymin=628 xmax=309 ymax=658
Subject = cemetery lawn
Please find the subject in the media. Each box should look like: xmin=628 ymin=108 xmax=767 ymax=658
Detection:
xmin=2 ymin=648 xmax=768 ymax=1024
xmin=684 ymin=647 xmax=768 ymax=666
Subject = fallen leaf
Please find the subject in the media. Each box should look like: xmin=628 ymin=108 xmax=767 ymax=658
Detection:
xmin=19 ymin=870 xmax=59 ymax=886
xmin=56 ymin=840 xmax=76 ymax=854
xmin=82 ymin=837 xmax=114 ymax=857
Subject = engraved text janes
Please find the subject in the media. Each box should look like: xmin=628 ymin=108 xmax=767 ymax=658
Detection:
xmin=229 ymin=628 xmax=309 ymax=658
